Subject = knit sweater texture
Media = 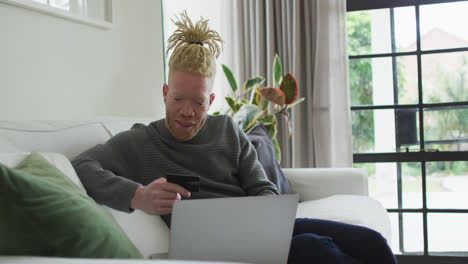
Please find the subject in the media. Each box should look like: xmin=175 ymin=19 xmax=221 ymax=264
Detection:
xmin=72 ymin=115 xmax=279 ymax=225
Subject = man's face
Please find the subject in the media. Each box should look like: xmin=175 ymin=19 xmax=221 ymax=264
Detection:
xmin=163 ymin=71 xmax=215 ymax=142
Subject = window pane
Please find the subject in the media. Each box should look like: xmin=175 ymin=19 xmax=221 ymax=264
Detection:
xmin=347 ymin=7 xmax=417 ymax=55
xmin=401 ymin=162 xmax=422 ymax=209
xmin=349 ymin=56 xmax=418 ymax=106
xmin=347 ymin=10 xmax=373 ymax=56
xmin=389 ymin=213 xmax=424 ymax=254
xmin=50 ymin=0 xmax=70 ymax=11
xmin=350 ymin=58 xmax=394 ymax=105
xmin=356 ymin=162 xmax=423 ymax=209
xmin=351 ymin=110 xmax=375 ymax=153
xmin=352 ymin=109 xmax=410 ymax=153
xmin=422 ymin=51 xmax=468 ymax=104
xmin=394 ymin=7 xmax=416 ymax=53
xmin=388 ymin=213 xmax=401 ymax=254
xmin=357 ymin=162 xmax=398 ymax=208
xmin=349 ymin=58 xmax=373 ymax=106
xmin=426 ymin=161 xmax=468 ymax=209
xmin=33 ymin=0 xmax=107 ymax=20
xmin=420 ymin=2 xmax=468 ymax=51
xmin=424 ymin=108 xmax=468 ymax=151
xmin=397 ymin=56 xmax=418 ymax=104
xmin=403 ymin=213 xmax=424 ymax=253
xmin=428 ymin=213 xmax=468 ymax=253
xmin=347 ymin=9 xmax=392 ymax=55
xmin=353 ymin=109 xmax=396 ymax=153
xmin=369 ymin=9 xmax=391 ymax=54
xmin=396 ymin=108 xmax=420 ymax=147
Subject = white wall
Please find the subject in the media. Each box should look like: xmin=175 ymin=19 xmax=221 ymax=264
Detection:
xmin=0 ymin=0 xmax=165 ymax=120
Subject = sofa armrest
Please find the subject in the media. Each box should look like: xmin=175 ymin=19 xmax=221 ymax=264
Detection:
xmin=283 ymin=168 xmax=368 ymax=201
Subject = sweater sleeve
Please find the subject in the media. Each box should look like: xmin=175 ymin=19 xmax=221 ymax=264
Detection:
xmin=71 ymin=128 xmax=145 ymax=213
xmin=235 ymin=123 xmax=279 ymax=196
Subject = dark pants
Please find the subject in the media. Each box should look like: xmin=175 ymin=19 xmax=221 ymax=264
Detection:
xmin=288 ymin=218 xmax=398 ymax=264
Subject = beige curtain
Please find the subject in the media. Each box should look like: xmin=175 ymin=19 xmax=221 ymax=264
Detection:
xmin=229 ymin=0 xmax=352 ymax=168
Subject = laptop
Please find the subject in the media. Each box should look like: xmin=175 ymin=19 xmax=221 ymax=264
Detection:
xmin=167 ymin=194 xmax=299 ymax=264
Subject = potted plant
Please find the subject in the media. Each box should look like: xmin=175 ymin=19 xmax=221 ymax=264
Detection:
xmin=213 ymin=54 xmax=305 ymax=162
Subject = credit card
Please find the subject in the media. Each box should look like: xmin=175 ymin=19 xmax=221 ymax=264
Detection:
xmin=166 ymin=174 xmax=200 ymax=192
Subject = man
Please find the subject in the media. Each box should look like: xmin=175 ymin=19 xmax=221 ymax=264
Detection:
xmin=72 ymin=11 xmax=278 ymax=227
xmin=73 ymin=11 xmax=397 ymax=264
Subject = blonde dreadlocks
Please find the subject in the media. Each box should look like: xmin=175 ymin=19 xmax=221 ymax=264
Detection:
xmin=166 ymin=11 xmax=223 ymax=78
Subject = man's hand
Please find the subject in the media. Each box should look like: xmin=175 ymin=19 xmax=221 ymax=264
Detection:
xmin=130 ymin=177 xmax=191 ymax=215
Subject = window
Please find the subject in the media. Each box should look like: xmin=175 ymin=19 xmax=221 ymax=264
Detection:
xmin=347 ymin=0 xmax=468 ymax=262
xmin=0 ymin=0 xmax=112 ymax=29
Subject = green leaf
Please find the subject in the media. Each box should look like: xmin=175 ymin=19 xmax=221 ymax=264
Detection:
xmin=262 ymin=99 xmax=269 ymax=110
xmin=286 ymin=97 xmax=305 ymax=109
xmin=273 ymin=54 xmax=283 ymax=88
xmin=249 ymin=86 xmax=261 ymax=105
xmin=272 ymin=137 xmax=281 ymax=163
xmin=259 ymin=114 xmax=275 ymax=125
xmin=222 ymin=64 xmax=238 ymax=92
xmin=264 ymin=123 xmax=277 ymax=139
xmin=225 ymin=96 xmax=238 ymax=113
xmin=259 ymin=87 xmax=285 ymax=106
xmin=212 ymin=111 xmax=220 ymax=115
xmin=233 ymin=104 xmax=264 ymax=131
xmin=240 ymin=99 xmax=249 ymax=104
xmin=242 ymin=76 xmax=265 ymax=94
xmin=280 ymin=73 xmax=298 ymax=104
xmin=235 ymin=102 xmax=244 ymax=112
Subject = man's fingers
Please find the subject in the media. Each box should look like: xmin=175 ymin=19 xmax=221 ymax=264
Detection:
xmin=155 ymin=177 xmax=167 ymax=183
xmin=161 ymin=181 xmax=191 ymax=198
xmin=149 ymin=177 xmax=191 ymax=198
xmin=156 ymin=198 xmax=179 ymax=208
xmin=134 ymin=178 xmax=187 ymax=216
xmin=154 ymin=190 xmax=182 ymax=200
xmin=153 ymin=198 xmax=182 ymax=215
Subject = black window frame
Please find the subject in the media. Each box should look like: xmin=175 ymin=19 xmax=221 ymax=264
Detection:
xmin=347 ymin=0 xmax=468 ymax=263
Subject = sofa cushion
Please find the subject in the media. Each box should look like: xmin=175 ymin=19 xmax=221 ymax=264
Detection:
xmin=246 ymin=123 xmax=293 ymax=194
xmin=105 ymin=208 xmax=170 ymax=258
xmin=0 ymin=152 xmax=143 ymax=258
xmin=295 ymin=195 xmax=392 ymax=242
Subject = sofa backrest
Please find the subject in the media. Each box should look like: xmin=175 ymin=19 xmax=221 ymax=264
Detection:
xmin=0 ymin=119 xmax=151 ymax=159
xmin=0 ymin=118 xmax=171 ymax=258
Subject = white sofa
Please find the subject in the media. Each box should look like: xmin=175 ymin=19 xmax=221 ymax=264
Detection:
xmin=0 ymin=118 xmax=391 ymax=263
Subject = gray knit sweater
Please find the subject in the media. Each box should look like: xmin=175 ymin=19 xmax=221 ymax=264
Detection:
xmin=72 ymin=115 xmax=279 ymax=225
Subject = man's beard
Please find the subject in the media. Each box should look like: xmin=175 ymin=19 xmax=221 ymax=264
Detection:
xmin=166 ymin=117 xmax=204 ymax=142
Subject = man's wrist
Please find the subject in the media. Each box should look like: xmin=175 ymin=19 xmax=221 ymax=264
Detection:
xmin=130 ymin=186 xmax=144 ymax=210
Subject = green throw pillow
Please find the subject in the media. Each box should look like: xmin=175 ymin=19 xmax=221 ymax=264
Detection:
xmin=0 ymin=152 xmax=143 ymax=258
